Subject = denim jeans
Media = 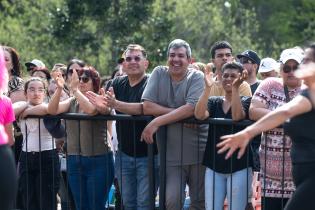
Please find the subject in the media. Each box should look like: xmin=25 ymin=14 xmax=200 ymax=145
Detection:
xmin=115 ymin=151 xmax=159 ymax=210
xmin=18 ymin=150 xmax=60 ymax=210
xmin=67 ymin=152 xmax=114 ymax=210
xmin=205 ymin=167 xmax=252 ymax=210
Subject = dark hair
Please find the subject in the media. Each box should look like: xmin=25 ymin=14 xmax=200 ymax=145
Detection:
xmin=221 ymin=61 xmax=243 ymax=74
xmin=80 ymin=65 xmax=101 ymax=93
xmin=210 ymin=41 xmax=233 ymax=59
xmin=66 ymin=58 xmax=85 ymax=80
xmin=24 ymin=77 xmax=46 ymax=94
xmin=2 ymin=46 xmax=22 ymax=77
xmin=31 ymin=66 xmax=51 ymax=80
xmin=123 ymin=44 xmax=147 ymax=59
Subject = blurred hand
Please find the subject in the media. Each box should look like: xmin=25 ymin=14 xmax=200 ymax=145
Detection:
xmin=232 ymin=69 xmax=248 ymax=89
xmin=204 ymin=65 xmax=215 ymax=88
xmin=70 ymin=69 xmax=79 ymax=92
xmin=217 ymin=130 xmax=251 ymax=159
xmin=86 ymin=88 xmax=110 ymax=113
xmin=104 ymin=87 xmax=117 ymax=109
xmin=52 ymin=71 xmax=65 ymax=89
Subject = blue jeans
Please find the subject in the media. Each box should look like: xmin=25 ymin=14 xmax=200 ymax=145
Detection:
xmin=115 ymin=151 xmax=159 ymax=210
xmin=205 ymin=167 xmax=252 ymax=210
xmin=67 ymin=152 xmax=114 ymax=210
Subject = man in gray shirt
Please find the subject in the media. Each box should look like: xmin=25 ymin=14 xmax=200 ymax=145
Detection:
xmin=141 ymin=39 xmax=207 ymax=210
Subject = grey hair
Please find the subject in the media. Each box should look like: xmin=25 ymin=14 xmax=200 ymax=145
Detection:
xmin=167 ymin=39 xmax=192 ymax=58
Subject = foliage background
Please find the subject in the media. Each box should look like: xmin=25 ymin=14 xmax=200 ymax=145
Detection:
xmin=1 ymin=0 xmax=315 ymax=76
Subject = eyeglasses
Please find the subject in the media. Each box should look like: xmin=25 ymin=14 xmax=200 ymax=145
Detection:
xmin=283 ymin=65 xmax=298 ymax=73
xmin=79 ymin=76 xmax=90 ymax=83
xmin=240 ymin=57 xmax=253 ymax=64
xmin=125 ymin=56 xmax=142 ymax=62
xmin=27 ymin=87 xmax=45 ymax=93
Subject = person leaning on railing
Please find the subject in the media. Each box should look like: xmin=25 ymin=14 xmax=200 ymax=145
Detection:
xmin=47 ymin=65 xmax=114 ymax=210
xmin=195 ymin=61 xmax=253 ymax=210
xmin=217 ymin=45 xmax=315 ymax=210
xmin=243 ymin=48 xmax=304 ymax=210
xmin=13 ymin=77 xmax=60 ymax=210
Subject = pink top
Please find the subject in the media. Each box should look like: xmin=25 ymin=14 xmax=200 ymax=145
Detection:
xmin=0 ymin=96 xmax=15 ymax=145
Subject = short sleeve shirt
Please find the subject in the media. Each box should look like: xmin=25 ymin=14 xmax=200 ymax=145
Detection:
xmin=253 ymin=77 xmax=301 ymax=198
xmin=112 ymin=75 xmax=158 ymax=157
xmin=203 ymin=96 xmax=252 ymax=173
xmin=142 ymin=66 xmax=208 ymax=166
xmin=0 ymin=96 xmax=15 ymax=145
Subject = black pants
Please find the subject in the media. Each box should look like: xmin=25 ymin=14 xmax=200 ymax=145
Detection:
xmin=285 ymin=162 xmax=315 ymax=210
xmin=261 ymin=197 xmax=289 ymax=210
xmin=19 ymin=150 xmax=60 ymax=210
xmin=0 ymin=145 xmax=17 ymax=210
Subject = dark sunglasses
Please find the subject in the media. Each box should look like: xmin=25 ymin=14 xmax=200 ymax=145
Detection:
xmin=125 ymin=56 xmax=142 ymax=62
xmin=78 ymin=76 xmax=90 ymax=83
xmin=240 ymin=57 xmax=253 ymax=64
xmin=283 ymin=65 xmax=298 ymax=73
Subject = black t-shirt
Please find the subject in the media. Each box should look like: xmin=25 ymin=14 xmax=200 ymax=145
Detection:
xmin=284 ymin=89 xmax=315 ymax=164
xmin=112 ymin=75 xmax=157 ymax=157
xmin=250 ymin=80 xmax=260 ymax=95
xmin=203 ymin=96 xmax=253 ymax=173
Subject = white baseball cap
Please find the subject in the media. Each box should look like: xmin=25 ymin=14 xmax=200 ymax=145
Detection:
xmin=258 ymin=58 xmax=280 ymax=73
xmin=25 ymin=59 xmax=46 ymax=68
xmin=279 ymin=48 xmax=304 ymax=64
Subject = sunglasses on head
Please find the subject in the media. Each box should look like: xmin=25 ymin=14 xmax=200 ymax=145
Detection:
xmin=283 ymin=65 xmax=298 ymax=73
xmin=78 ymin=76 xmax=90 ymax=83
xmin=68 ymin=68 xmax=91 ymax=76
xmin=125 ymin=56 xmax=142 ymax=62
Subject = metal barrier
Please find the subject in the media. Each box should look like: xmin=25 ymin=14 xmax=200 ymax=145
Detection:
xmin=15 ymin=114 xmax=290 ymax=210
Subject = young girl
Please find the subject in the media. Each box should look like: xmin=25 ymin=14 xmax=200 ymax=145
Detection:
xmin=0 ymin=47 xmax=17 ymax=210
xmin=48 ymin=66 xmax=114 ymax=210
xmin=14 ymin=77 xmax=60 ymax=210
xmin=195 ymin=62 xmax=253 ymax=210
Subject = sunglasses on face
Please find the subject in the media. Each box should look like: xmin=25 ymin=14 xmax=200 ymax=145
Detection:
xmin=78 ymin=76 xmax=91 ymax=83
xmin=283 ymin=65 xmax=298 ymax=73
xmin=125 ymin=56 xmax=142 ymax=62
xmin=240 ymin=57 xmax=253 ymax=64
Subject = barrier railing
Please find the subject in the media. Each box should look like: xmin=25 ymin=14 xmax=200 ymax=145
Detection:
xmin=14 ymin=114 xmax=288 ymax=210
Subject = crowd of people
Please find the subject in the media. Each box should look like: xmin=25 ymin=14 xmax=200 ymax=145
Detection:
xmin=0 ymin=39 xmax=314 ymax=210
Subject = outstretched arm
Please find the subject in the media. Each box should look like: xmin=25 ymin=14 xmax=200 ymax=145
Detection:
xmin=217 ymin=94 xmax=312 ymax=159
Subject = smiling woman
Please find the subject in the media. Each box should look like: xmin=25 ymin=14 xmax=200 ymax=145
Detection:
xmin=194 ymin=61 xmax=252 ymax=210
xmin=12 ymin=77 xmax=60 ymax=210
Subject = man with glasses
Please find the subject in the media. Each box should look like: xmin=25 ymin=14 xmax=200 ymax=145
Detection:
xmin=141 ymin=39 xmax=207 ymax=210
xmin=87 ymin=44 xmax=158 ymax=210
xmin=237 ymin=50 xmax=261 ymax=94
xmin=249 ymin=48 xmax=304 ymax=210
